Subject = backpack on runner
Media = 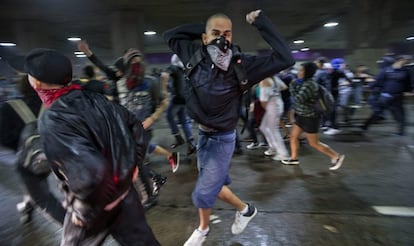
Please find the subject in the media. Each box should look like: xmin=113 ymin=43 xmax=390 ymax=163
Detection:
xmin=313 ymin=84 xmax=335 ymax=115
xmin=7 ymin=100 xmax=49 ymax=176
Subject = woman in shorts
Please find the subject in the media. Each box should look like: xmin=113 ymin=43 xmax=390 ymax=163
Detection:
xmin=281 ymin=62 xmax=345 ymax=170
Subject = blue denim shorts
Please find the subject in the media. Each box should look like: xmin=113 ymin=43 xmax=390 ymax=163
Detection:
xmin=192 ymin=130 xmax=235 ymax=208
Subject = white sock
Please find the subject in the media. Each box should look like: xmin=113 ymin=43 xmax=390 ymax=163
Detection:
xmin=198 ymin=226 xmax=209 ymax=236
xmin=240 ymin=204 xmax=249 ymax=215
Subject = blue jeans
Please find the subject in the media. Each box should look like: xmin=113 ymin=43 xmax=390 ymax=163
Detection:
xmin=166 ymin=102 xmax=193 ymax=141
xmin=192 ymin=130 xmax=235 ymax=208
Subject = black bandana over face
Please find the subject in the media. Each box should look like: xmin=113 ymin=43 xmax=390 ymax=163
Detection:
xmin=206 ymin=36 xmax=233 ymax=71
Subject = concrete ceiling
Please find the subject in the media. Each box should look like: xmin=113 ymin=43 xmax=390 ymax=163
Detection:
xmin=0 ymin=0 xmax=413 ymax=62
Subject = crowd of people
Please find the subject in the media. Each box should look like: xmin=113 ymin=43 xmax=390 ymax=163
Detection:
xmin=0 ymin=8 xmax=413 ymax=246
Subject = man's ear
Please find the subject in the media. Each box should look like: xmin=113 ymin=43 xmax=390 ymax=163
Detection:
xmin=33 ymin=79 xmax=47 ymax=89
xmin=34 ymin=79 xmax=43 ymax=89
xmin=202 ymin=33 xmax=208 ymax=45
xmin=28 ymin=75 xmax=41 ymax=89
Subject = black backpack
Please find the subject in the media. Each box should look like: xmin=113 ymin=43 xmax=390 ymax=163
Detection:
xmin=313 ymin=84 xmax=335 ymax=115
xmin=7 ymin=100 xmax=50 ymax=175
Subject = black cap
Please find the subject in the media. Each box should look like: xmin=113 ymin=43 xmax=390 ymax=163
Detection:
xmin=24 ymin=48 xmax=72 ymax=85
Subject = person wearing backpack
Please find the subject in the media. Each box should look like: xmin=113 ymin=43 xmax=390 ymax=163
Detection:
xmin=77 ymin=41 xmax=179 ymax=210
xmin=22 ymin=48 xmax=160 ymax=245
xmin=281 ymin=62 xmax=345 ymax=170
xmin=0 ymin=76 xmax=65 ymax=224
xmin=164 ymin=10 xmax=295 ymax=245
xmin=0 ymin=76 xmax=42 ymax=151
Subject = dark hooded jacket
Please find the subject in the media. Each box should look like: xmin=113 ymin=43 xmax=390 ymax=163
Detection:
xmin=38 ymin=90 xmax=147 ymax=224
xmin=163 ymin=11 xmax=295 ymax=132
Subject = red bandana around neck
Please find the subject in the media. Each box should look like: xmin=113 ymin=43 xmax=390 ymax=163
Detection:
xmin=35 ymin=84 xmax=82 ymax=107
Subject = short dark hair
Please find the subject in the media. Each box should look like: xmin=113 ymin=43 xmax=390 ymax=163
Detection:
xmin=206 ymin=13 xmax=231 ymax=31
xmin=315 ymin=57 xmax=327 ymax=65
xmin=301 ymin=62 xmax=317 ymax=80
xmin=83 ymin=65 xmax=95 ymax=79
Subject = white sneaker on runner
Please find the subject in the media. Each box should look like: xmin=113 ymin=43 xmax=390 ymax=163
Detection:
xmin=246 ymin=142 xmax=260 ymax=150
xmin=183 ymin=229 xmax=208 ymax=246
xmin=330 ymin=154 xmax=345 ymax=170
xmin=264 ymin=149 xmax=277 ymax=156
xmin=231 ymin=203 xmax=258 ymax=235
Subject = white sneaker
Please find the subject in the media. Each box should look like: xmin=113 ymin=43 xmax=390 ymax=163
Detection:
xmin=264 ymin=149 xmax=277 ymax=156
xmin=330 ymin=154 xmax=345 ymax=170
xmin=324 ymin=128 xmax=341 ymax=135
xmin=184 ymin=229 xmax=208 ymax=246
xmin=231 ymin=203 xmax=258 ymax=235
xmin=246 ymin=142 xmax=260 ymax=150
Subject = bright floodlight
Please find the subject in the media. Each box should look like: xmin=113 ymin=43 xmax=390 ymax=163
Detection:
xmin=67 ymin=37 xmax=81 ymax=41
xmin=293 ymin=40 xmax=304 ymax=44
xmin=0 ymin=42 xmax=17 ymax=46
xmin=300 ymin=47 xmax=310 ymax=51
xmin=324 ymin=22 xmax=338 ymax=27
xmin=406 ymin=36 xmax=414 ymax=41
xmin=144 ymin=31 xmax=157 ymax=36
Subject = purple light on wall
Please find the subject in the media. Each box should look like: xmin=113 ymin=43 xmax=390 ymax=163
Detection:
xmin=145 ymin=52 xmax=173 ymax=64
xmin=258 ymin=49 xmax=346 ymax=61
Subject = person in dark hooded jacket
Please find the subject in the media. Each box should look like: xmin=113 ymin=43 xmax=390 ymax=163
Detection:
xmin=164 ymin=9 xmax=295 ymax=245
xmin=24 ymin=48 xmax=160 ymax=245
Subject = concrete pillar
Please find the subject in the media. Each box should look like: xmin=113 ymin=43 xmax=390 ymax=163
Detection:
xmin=110 ymin=10 xmax=144 ymax=58
xmin=345 ymin=0 xmax=393 ymax=73
xmin=347 ymin=0 xmax=392 ymax=51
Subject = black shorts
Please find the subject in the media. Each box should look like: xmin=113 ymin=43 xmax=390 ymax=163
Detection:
xmin=294 ymin=114 xmax=321 ymax=133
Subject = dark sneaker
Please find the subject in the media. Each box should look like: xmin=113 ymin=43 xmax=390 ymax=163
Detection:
xmin=330 ymin=154 xmax=345 ymax=170
xmin=231 ymin=203 xmax=258 ymax=235
xmin=281 ymin=158 xmax=300 ymax=165
xmin=16 ymin=200 xmax=34 ymax=224
xmin=170 ymin=135 xmax=185 ymax=149
xmin=152 ymin=175 xmax=167 ymax=195
xmin=168 ymin=152 xmax=180 ymax=173
xmin=233 ymin=148 xmax=244 ymax=155
xmin=187 ymin=143 xmax=197 ymax=155
xmin=143 ymin=195 xmax=158 ymax=211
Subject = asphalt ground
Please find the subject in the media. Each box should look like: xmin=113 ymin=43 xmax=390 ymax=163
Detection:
xmin=0 ymin=100 xmax=413 ymax=246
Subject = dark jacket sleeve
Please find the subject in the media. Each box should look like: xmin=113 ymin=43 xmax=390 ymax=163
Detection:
xmin=163 ymin=23 xmax=205 ymax=65
xmin=88 ymin=54 xmax=121 ymax=81
xmin=243 ymin=11 xmax=295 ymax=85
xmin=123 ymin=103 xmax=148 ymax=162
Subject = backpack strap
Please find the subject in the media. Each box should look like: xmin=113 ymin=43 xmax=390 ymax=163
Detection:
xmin=7 ymin=99 xmax=36 ymax=124
xmin=185 ymin=48 xmax=204 ymax=78
xmin=233 ymin=56 xmax=248 ymax=92
xmin=231 ymin=44 xmax=248 ymax=92
xmin=185 ymin=46 xmax=249 ymax=92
